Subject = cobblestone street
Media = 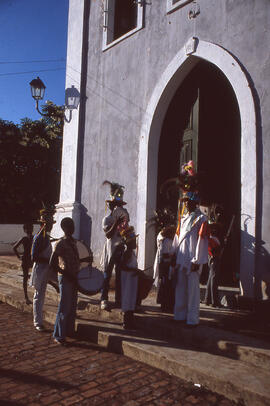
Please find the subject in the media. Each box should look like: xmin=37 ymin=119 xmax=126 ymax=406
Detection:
xmin=0 ymin=302 xmax=239 ymax=406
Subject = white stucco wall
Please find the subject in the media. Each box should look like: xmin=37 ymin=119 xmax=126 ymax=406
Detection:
xmin=0 ymin=225 xmax=40 ymax=255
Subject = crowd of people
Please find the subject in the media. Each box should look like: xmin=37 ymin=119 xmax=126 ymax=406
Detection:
xmin=12 ymin=161 xmax=226 ymax=343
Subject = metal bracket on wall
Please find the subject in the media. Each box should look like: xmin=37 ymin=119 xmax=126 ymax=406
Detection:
xmin=188 ymin=1 xmax=200 ymax=19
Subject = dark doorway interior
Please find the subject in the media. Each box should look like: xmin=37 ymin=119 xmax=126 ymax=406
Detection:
xmin=157 ymin=60 xmax=241 ymax=286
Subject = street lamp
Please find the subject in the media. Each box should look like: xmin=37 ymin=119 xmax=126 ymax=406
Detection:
xmin=29 ymin=77 xmax=46 ymax=115
xmin=29 ymin=77 xmax=80 ymax=122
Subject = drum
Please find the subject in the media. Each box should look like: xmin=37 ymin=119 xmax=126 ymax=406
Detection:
xmin=137 ymin=271 xmax=154 ymax=302
xmin=76 ymin=240 xmax=93 ymax=269
xmin=75 ymin=240 xmax=103 ymax=295
xmin=77 ymin=266 xmax=104 ymax=296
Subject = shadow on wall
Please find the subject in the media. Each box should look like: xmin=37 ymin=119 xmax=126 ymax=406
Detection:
xmin=240 ymin=216 xmax=270 ymax=301
xmin=257 ymin=240 xmax=270 ymax=300
xmin=79 ymin=204 xmax=92 ymax=249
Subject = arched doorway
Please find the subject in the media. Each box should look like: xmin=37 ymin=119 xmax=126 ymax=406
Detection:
xmin=136 ymin=39 xmax=256 ymax=297
xmin=157 ymin=60 xmax=241 ymax=286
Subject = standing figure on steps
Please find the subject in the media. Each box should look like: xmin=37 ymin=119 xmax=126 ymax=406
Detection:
xmin=13 ymin=223 xmax=34 ymax=305
xmin=172 ymin=192 xmax=209 ymax=327
xmin=116 ymin=226 xmax=139 ymax=330
xmin=100 ymin=180 xmax=129 ymax=310
xmin=161 ymin=161 xmax=208 ymax=327
xmin=29 ymin=207 xmax=56 ymax=331
xmin=50 ymin=217 xmax=80 ymax=345
xmin=153 ymin=208 xmax=176 ymax=313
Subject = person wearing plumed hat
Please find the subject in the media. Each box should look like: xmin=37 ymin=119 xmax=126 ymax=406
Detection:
xmin=171 ymin=191 xmax=209 ymax=327
xmin=29 ymin=206 xmax=56 ymax=331
xmin=164 ymin=162 xmax=209 ymax=327
xmin=100 ymin=181 xmax=130 ymax=310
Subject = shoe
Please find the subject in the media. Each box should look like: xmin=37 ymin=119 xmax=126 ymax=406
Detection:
xmin=53 ymin=338 xmax=66 ymax=345
xmin=35 ymin=325 xmax=45 ymax=332
xmin=100 ymin=300 xmax=108 ymax=310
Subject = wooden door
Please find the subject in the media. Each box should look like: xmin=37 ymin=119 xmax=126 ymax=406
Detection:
xmin=179 ymin=90 xmax=199 ymax=171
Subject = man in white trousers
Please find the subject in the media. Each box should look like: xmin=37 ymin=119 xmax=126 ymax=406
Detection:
xmin=172 ymin=192 xmax=209 ymax=327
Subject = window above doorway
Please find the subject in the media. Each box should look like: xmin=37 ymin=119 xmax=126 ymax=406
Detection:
xmin=102 ymin=0 xmax=144 ymax=50
xmin=167 ymin=0 xmax=193 ymax=14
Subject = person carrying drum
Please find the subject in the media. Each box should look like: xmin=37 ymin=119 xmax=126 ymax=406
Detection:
xmin=29 ymin=207 xmax=56 ymax=331
xmin=100 ymin=180 xmax=130 ymax=310
xmin=13 ymin=223 xmax=34 ymax=305
xmin=50 ymin=217 xmax=80 ymax=345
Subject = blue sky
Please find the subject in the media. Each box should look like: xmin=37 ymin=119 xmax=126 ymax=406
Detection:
xmin=0 ymin=0 xmax=69 ymax=124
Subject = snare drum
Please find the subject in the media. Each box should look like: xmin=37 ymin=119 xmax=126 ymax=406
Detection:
xmin=77 ymin=266 xmax=104 ymax=296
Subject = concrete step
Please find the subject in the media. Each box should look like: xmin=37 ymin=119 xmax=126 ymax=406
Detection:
xmin=76 ymin=319 xmax=270 ymax=406
xmin=1 ymin=278 xmax=270 ymax=405
xmin=1 ymin=270 xmax=270 ymax=371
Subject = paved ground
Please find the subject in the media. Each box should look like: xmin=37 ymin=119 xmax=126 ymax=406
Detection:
xmin=0 ymin=302 xmax=240 ymax=406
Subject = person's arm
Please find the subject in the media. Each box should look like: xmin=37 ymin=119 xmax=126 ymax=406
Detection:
xmin=49 ymin=250 xmax=62 ymax=274
xmin=13 ymin=237 xmax=24 ymax=259
xmin=105 ymin=217 xmax=122 ymax=239
xmin=31 ymin=228 xmax=49 ymax=263
xmin=191 ymin=219 xmax=209 ymax=271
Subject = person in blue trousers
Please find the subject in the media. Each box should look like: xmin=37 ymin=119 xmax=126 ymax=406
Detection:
xmin=50 ymin=217 xmax=80 ymax=345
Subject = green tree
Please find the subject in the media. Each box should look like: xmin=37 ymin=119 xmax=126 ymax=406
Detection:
xmin=0 ymin=101 xmax=64 ymax=223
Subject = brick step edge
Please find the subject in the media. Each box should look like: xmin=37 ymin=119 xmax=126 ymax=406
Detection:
xmin=76 ymin=321 xmax=270 ymax=406
xmin=0 ymin=276 xmax=270 ymax=372
xmin=1 ymin=286 xmax=270 ymax=406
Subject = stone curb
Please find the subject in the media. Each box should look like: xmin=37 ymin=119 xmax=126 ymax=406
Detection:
xmin=1 ymin=280 xmax=270 ymax=405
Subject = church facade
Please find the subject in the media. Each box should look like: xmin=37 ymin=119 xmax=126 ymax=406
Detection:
xmin=55 ymin=0 xmax=270 ymax=301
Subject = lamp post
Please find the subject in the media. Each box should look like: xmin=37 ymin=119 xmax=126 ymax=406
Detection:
xmin=29 ymin=77 xmax=47 ymax=116
xmin=29 ymin=77 xmax=80 ymax=122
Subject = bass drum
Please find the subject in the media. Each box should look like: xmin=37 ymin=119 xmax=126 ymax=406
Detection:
xmin=77 ymin=266 xmax=104 ymax=296
xmin=75 ymin=240 xmax=103 ymax=296
xmin=76 ymin=240 xmax=93 ymax=269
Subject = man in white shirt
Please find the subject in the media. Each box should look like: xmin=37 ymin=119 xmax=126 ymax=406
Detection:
xmin=172 ymin=192 xmax=209 ymax=327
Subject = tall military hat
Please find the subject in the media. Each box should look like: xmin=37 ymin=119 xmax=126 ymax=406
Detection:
xmin=102 ymin=180 xmax=127 ymax=205
xmin=37 ymin=203 xmax=56 ymax=224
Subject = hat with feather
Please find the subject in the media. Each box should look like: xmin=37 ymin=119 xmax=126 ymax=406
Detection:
xmin=37 ymin=203 xmax=56 ymax=224
xmin=102 ymin=180 xmax=127 ymax=205
xmin=160 ymin=160 xmax=201 ymax=202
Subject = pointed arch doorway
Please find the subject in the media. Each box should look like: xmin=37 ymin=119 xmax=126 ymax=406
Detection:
xmin=136 ymin=40 xmax=257 ymax=297
xmin=157 ymin=60 xmax=241 ymax=286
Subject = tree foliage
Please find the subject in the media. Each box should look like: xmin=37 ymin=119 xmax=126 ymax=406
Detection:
xmin=0 ymin=101 xmax=64 ymax=223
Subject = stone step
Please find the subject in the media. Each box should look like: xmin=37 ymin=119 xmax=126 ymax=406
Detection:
xmin=1 ymin=279 xmax=270 ymax=405
xmin=1 ymin=271 xmax=270 ymax=371
xmin=76 ymin=319 xmax=270 ymax=406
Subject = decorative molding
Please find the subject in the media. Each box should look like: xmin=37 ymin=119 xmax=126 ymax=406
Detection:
xmin=185 ymin=36 xmax=199 ymax=55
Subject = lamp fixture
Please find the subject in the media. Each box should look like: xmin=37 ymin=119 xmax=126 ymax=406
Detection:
xmin=29 ymin=77 xmax=80 ymax=122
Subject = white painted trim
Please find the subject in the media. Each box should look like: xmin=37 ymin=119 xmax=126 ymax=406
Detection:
xmin=167 ymin=0 xmax=193 ymax=14
xmin=102 ymin=1 xmax=144 ymax=51
xmin=136 ymin=39 xmax=257 ymax=297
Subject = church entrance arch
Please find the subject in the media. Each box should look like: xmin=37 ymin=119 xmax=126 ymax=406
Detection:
xmin=157 ymin=60 xmax=241 ymax=286
xmin=137 ymin=39 xmax=257 ymax=297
